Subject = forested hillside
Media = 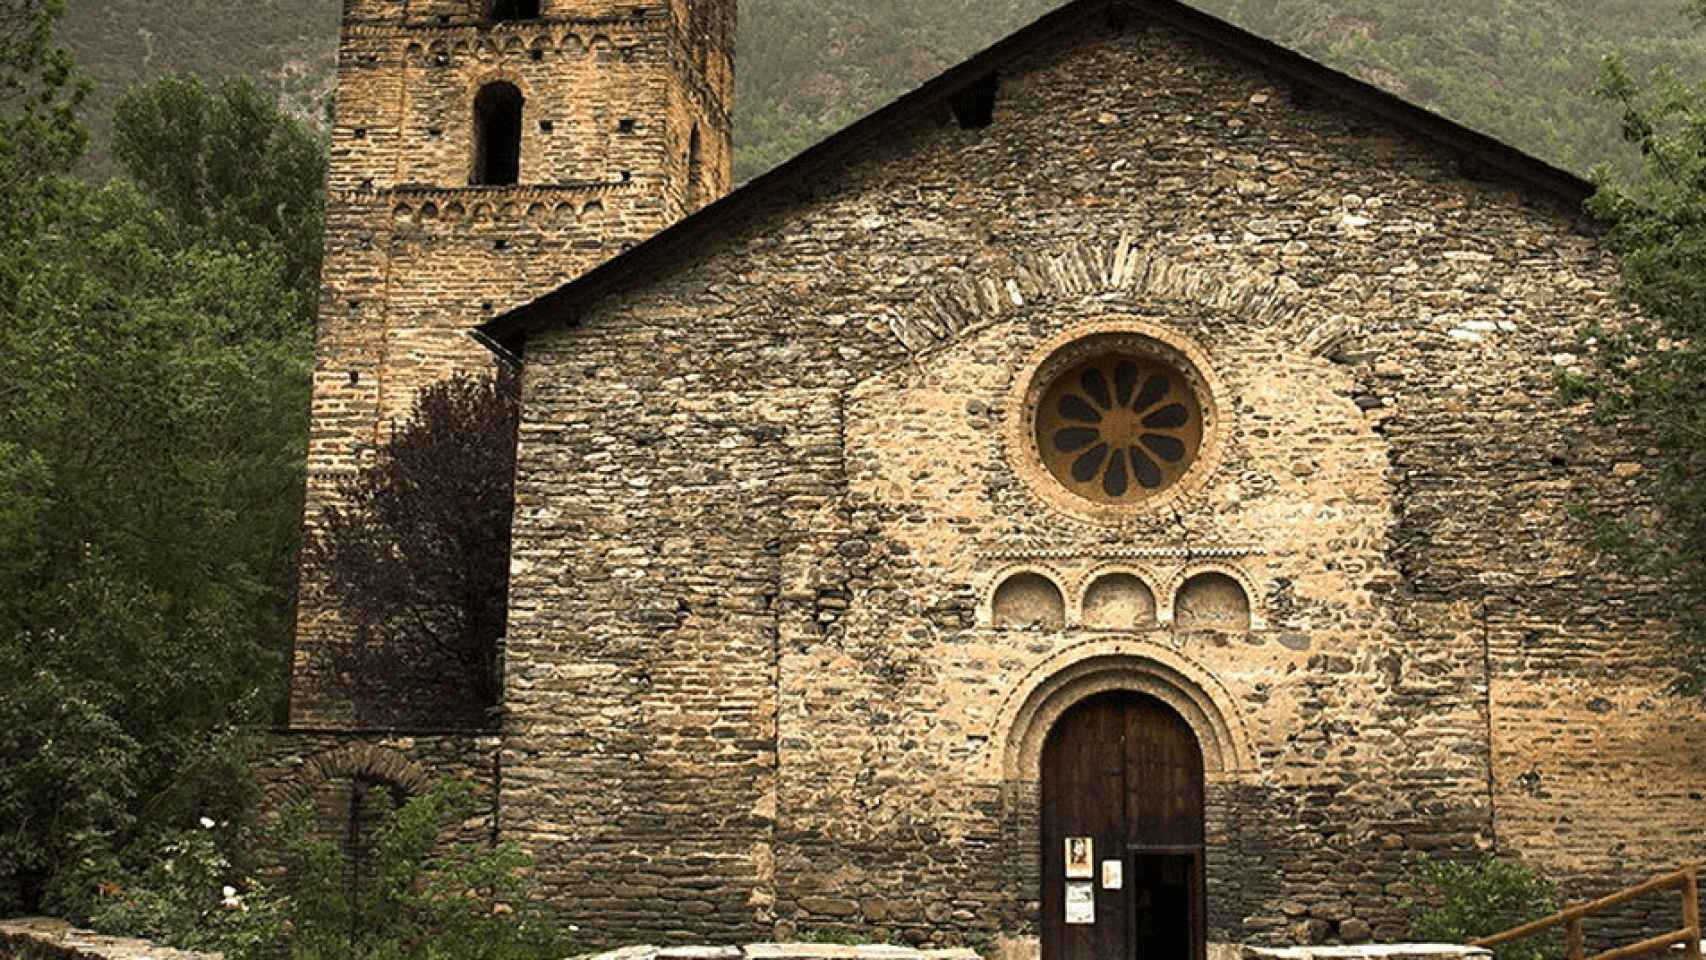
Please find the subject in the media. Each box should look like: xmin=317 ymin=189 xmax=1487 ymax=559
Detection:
xmin=59 ymin=0 xmax=337 ymax=177
xmin=61 ymin=0 xmax=1704 ymax=182
xmin=1200 ymin=0 xmax=1705 ymax=177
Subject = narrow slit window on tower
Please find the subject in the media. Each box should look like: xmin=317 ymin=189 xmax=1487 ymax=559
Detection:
xmin=950 ymin=72 xmax=1000 ymax=130
xmin=488 ymin=0 xmax=541 ymax=21
xmin=472 ymin=81 xmax=524 ymax=186
xmin=687 ymin=125 xmax=705 ymax=208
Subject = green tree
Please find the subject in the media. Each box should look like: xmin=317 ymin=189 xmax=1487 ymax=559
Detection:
xmin=1404 ymin=856 xmax=1560 ymax=960
xmin=0 ymin=0 xmax=87 ymax=314
xmin=1571 ymin=7 xmax=1706 ymax=699
xmin=0 ymin=0 xmax=86 ymax=197
xmin=277 ymin=781 xmax=565 ymax=960
xmin=113 ymin=73 xmax=327 ymax=308
xmin=0 ymin=180 xmax=313 ymax=913
xmin=78 ymin=781 xmax=569 ymax=960
xmin=305 ymin=371 xmax=520 ymax=729
xmin=0 ymin=4 xmax=319 ymax=910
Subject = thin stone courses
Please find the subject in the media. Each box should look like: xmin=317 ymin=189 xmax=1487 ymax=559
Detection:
xmin=287 ymin=0 xmax=736 ymax=726
xmin=274 ymin=0 xmax=1706 ymax=954
xmin=497 ymin=9 xmax=1703 ymax=950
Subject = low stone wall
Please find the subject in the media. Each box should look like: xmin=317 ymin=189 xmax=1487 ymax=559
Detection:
xmin=0 ymin=919 xmax=220 ymax=960
xmin=0 ymin=922 xmax=1512 ymax=960
xmin=0 ymin=924 xmax=980 ymax=960
xmin=574 ymin=948 xmax=980 ymax=960
xmin=1244 ymin=947 xmax=1491 ymax=960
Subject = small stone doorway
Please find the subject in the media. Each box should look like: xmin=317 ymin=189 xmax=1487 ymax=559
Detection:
xmin=1041 ymin=690 xmax=1206 ymax=960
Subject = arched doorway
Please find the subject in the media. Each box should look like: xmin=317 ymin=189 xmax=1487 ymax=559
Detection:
xmin=1041 ymin=690 xmax=1205 ymax=960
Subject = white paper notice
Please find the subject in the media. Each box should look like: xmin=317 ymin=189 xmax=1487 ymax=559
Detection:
xmin=1102 ymin=859 xmax=1123 ymax=890
xmin=1065 ymin=881 xmax=1095 ymax=925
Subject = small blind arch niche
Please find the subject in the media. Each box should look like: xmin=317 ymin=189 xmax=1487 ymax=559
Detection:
xmin=487 ymin=0 xmax=541 ymax=21
xmin=991 ymin=571 xmax=1066 ymax=630
xmin=472 ymin=81 xmax=525 ymax=186
xmin=1082 ymin=572 xmax=1157 ymax=629
xmin=1174 ymin=571 xmax=1251 ymax=631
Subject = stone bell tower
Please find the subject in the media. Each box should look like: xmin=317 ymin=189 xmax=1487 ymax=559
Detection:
xmin=290 ymin=0 xmax=737 ymax=725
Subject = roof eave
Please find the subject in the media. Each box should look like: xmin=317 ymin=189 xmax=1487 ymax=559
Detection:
xmin=477 ymin=0 xmax=1596 ymax=355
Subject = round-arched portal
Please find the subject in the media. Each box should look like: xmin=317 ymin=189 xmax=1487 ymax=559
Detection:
xmin=1041 ymin=690 xmax=1205 ymax=960
xmin=996 ymin=644 xmax=1254 ymax=784
xmin=266 ymin=745 xmax=431 ymax=931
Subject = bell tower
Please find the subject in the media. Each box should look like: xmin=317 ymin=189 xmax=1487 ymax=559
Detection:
xmin=291 ymin=0 xmax=737 ymax=724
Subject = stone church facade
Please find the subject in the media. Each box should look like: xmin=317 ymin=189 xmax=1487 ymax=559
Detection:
xmin=274 ymin=0 xmax=1706 ymax=957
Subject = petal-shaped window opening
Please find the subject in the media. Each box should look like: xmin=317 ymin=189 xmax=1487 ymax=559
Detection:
xmin=1035 ymin=351 xmax=1204 ymax=505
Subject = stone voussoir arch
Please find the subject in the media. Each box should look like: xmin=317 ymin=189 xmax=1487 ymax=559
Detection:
xmin=267 ymin=743 xmax=434 ymax=809
xmin=881 ymin=234 xmax=1350 ymax=361
xmin=990 ymin=638 xmax=1258 ymax=783
xmin=467 ymin=67 xmax=533 ymax=107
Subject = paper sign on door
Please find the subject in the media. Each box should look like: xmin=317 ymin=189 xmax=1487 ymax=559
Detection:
xmin=1065 ymin=881 xmax=1095 ymax=924
xmin=1102 ymin=859 xmax=1123 ymax=890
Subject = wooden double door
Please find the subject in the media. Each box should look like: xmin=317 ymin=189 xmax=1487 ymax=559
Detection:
xmin=1041 ymin=691 xmax=1206 ymax=960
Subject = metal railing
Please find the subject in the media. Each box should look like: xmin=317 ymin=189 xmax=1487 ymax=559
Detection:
xmin=1471 ymin=865 xmax=1702 ymax=960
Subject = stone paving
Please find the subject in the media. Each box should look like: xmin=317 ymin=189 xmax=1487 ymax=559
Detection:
xmin=1243 ymin=946 xmax=1491 ymax=960
xmin=0 ymin=920 xmax=991 ymax=960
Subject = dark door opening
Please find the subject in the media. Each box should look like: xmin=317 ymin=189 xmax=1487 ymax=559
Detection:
xmin=1130 ymin=850 xmax=1205 ymax=960
xmin=1041 ymin=690 xmax=1206 ymax=960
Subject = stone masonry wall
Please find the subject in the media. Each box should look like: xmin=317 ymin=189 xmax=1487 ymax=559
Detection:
xmin=290 ymin=0 xmax=735 ymax=725
xmin=502 ymin=1 xmax=1705 ymax=951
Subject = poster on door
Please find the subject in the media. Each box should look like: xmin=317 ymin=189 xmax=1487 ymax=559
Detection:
xmin=1065 ymin=881 xmax=1095 ymax=925
xmin=1065 ymin=837 xmax=1094 ymax=879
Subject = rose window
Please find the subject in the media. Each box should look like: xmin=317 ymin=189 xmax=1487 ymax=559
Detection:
xmin=1034 ymin=353 xmax=1205 ymax=504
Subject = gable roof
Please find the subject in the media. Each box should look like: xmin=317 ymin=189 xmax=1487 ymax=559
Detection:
xmin=475 ymin=0 xmax=1594 ymax=354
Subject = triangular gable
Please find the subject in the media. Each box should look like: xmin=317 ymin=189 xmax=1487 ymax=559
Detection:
xmin=475 ymin=0 xmax=1592 ymax=355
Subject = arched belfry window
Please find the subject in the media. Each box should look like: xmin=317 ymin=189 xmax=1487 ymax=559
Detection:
xmin=488 ymin=0 xmax=541 ymax=21
xmin=472 ymin=82 xmax=524 ymax=186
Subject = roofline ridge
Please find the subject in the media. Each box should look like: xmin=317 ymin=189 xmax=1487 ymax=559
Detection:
xmin=477 ymin=0 xmax=1598 ymax=352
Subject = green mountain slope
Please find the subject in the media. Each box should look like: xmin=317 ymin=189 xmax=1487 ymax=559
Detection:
xmin=1197 ymin=0 xmax=1704 ymax=177
xmin=59 ymin=0 xmax=338 ymax=177
xmin=60 ymin=0 xmax=1704 ymax=183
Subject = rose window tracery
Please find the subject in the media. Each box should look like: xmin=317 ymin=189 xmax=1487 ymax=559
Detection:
xmin=1035 ymin=353 xmax=1204 ymax=504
